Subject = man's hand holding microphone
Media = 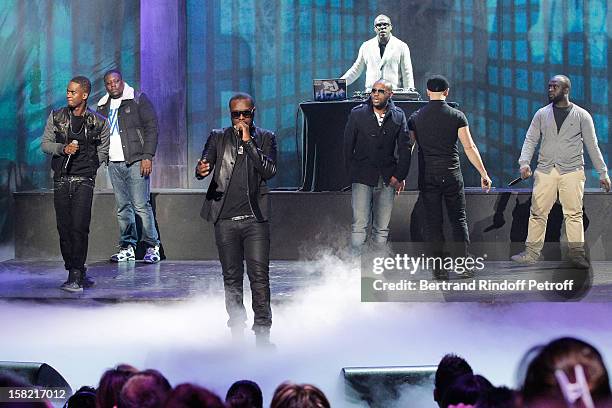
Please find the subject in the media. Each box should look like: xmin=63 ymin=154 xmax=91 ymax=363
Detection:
xmin=63 ymin=140 xmax=79 ymax=155
xmin=233 ymin=121 xmax=251 ymax=142
xmin=520 ymin=164 xmax=532 ymax=179
xmin=63 ymin=140 xmax=79 ymax=169
xmin=196 ymin=157 xmax=211 ymax=178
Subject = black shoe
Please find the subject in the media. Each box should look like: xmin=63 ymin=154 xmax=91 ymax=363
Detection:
xmin=230 ymin=327 xmax=245 ymax=344
xmin=457 ymin=269 xmax=475 ymax=279
xmin=569 ymin=254 xmax=590 ymax=269
xmin=60 ymin=281 xmax=83 ymax=293
xmin=81 ymin=273 xmax=95 ymax=288
xmin=60 ymin=269 xmax=83 ymax=292
xmin=432 ymin=269 xmax=449 ymax=281
xmin=254 ymin=328 xmax=276 ymax=350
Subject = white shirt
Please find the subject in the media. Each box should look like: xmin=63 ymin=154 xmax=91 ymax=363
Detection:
xmin=375 ymin=111 xmax=385 ymax=127
xmin=108 ymin=98 xmax=125 ymax=162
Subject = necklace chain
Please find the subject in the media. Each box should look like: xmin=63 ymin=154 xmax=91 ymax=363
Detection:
xmin=70 ymin=115 xmax=85 ymax=135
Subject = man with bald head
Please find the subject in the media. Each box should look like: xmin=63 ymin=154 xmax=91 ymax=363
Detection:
xmin=512 ymin=75 xmax=610 ymax=268
xmin=341 ymin=14 xmax=414 ymax=91
xmin=344 ymin=79 xmax=412 ymax=256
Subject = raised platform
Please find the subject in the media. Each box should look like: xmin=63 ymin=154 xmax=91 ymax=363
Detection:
xmin=13 ymin=188 xmax=612 ymax=261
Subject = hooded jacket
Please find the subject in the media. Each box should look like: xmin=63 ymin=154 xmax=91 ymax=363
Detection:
xmin=97 ymin=83 xmax=158 ymax=164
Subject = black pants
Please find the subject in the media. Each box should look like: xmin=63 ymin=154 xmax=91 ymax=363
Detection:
xmin=214 ymin=218 xmax=271 ymax=332
xmin=420 ymin=170 xmax=469 ymax=258
xmin=53 ymin=177 xmax=95 ymax=273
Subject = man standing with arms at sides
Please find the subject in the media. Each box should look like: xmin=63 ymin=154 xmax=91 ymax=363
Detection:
xmin=408 ymin=75 xmax=491 ymax=280
xmin=97 ymin=69 xmax=161 ymax=264
xmin=341 ymin=14 xmax=414 ymax=92
xmin=512 ymin=75 xmax=610 ymax=268
xmin=195 ymin=93 xmax=277 ymax=348
xmin=344 ymin=79 xmax=412 ymax=257
xmin=41 ymin=76 xmax=110 ymax=292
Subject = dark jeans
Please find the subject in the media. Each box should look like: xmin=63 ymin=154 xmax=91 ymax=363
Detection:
xmin=420 ymin=170 xmax=469 ymax=258
xmin=214 ymin=218 xmax=271 ymax=332
xmin=53 ymin=177 xmax=95 ymax=272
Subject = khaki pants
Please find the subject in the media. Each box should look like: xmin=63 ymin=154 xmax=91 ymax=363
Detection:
xmin=526 ymin=167 xmax=585 ymax=255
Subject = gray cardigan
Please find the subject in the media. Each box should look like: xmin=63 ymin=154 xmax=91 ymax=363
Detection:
xmin=518 ymin=103 xmax=608 ymax=180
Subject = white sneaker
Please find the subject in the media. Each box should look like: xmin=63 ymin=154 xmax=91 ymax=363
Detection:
xmin=143 ymin=245 xmax=161 ymax=263
xmin=110 ymin=246 xmax=135 ymax=262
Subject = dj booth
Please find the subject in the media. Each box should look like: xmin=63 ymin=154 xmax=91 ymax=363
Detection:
xmin=299 ymin=100 xmax=432 ymax=192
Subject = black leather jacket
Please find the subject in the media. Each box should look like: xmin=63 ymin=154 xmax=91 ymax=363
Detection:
xmin=41 ymin=107 xmax=110 ymax=178
xmin=197 ymin=126 xmax=277 ymax=223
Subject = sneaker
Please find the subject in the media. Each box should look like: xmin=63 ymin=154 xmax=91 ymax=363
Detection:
xmin=255 ymin=331 xmax=276 ymax=350
xmin=60 ymin=281 xmax=83 ymax=293
xmin=569 ymin=254 xmax=590 ymax=269
xmin=81 ymin=273 xmax=95 ymax=288
xmin=60 ymin=269 xmax=83 ymax=292
xmin=456 ymin=269 xmax=475 ymax=279
xmin=432 ymin=268 xmax=449 ymax=281
xmin=143 ymin=245 xmax=161 ymax=263
xmin=511 ymin=251 xmax=540 ymax=265
xmin=110 ymin=246 xmax=135 ymax=262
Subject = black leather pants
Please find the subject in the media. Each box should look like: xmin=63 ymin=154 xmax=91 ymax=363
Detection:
xmin=214 ymin=218 xmax=272 ymax=332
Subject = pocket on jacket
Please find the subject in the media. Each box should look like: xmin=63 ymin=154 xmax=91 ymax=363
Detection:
xmin=130 ymin=137 xmax=143 ymax=154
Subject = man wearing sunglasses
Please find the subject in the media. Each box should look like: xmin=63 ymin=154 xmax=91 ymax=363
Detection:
xmin=344 ymin=79 xmax=412 ymax=256
xmin=341 ymin=14 xmax=414 ymax=92
xmin=195 ymin=93 xmax=277 ymax=348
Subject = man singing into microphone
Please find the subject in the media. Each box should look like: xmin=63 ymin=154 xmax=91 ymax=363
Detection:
xmin=41 ymin=76 xmax=110 ymax=292
xmin=195 ymin=93 xmax=277 ymax=347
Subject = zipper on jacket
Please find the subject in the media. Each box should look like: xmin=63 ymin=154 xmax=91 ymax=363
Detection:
xmin=136 ymin=128 xmax=144 ymax=148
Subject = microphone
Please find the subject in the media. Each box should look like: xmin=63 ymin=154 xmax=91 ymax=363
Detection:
xmin=64 ymin=140 xmax=78 ymax=169
xmin=233 ymin=126 xmax=242 ymax=138
xmin=508 ymin=177 xmax=523 ymax=187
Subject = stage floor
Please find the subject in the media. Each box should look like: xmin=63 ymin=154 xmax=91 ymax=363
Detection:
xmin=1 ymin=256 xmax=612 ymax=407
xmin=1 ymin=259 xmax=611 ymax=301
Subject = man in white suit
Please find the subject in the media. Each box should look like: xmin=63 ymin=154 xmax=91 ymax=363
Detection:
xmin=341 ymin=14 xmax=414 ymax=92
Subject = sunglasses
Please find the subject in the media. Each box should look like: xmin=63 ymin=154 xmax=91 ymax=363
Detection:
xmin=370 ymin=88 xmax=388 ymax=95
xmin=375 ymin=22 xmax=390 ymax=28
xmin=230 ymin=109 xmax=254 ymax=119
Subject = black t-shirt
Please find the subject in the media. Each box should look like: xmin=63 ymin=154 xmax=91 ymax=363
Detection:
xmin=553 ymin=104 xmax=572 ymax=132
xmin=64 ymin=115 xmax=94 ymax=176
xmin=379 ymin=42 xmax=387 ymax=58
xmin=408 ymin=100 xmax=468 ymax=174
xmin=219 ymin=140 xmax=253 ymax=219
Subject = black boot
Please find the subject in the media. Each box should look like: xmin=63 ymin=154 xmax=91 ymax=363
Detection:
xmin=80 ymin=267 xmax=95 ymax=288
xmin=254 ymin=328 xmax=276 ymax=350
xmin=432 ymin=268 xmax=449 ymax=281
xmin=60 ymin=269 xmax=83 ymax=293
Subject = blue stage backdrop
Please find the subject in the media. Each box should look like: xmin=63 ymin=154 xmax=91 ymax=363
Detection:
xmin=185 ymin=0 xmax=386 ymax=188
xmin=442 ymin=0 xmax=611 ymax=187
xmin=0 ymin=0 xmax=139 ymax=258
xmin=0 ymin=0 xmax=610 ymax=192
xmin=186 ymin=0 xmax=610 ymax=189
